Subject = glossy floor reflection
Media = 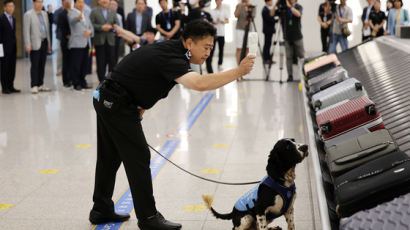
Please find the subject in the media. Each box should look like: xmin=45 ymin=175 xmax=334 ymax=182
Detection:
xmin=0 ymin=54 xmax=321 ymax=229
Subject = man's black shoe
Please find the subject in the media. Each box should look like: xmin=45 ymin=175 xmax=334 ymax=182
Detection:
xmin=138 ymin=212 xmax=182 ymax=230
xmin=89 ymin=209 xmax=130 ymax=225
xmin=2 ymin=90 xmax=12 ymax=94
xmin=63 ymin=83 xmax=72 ymax=88
xmin=287 ymin=75 xmax=293 ymax=82
xmin=11 ymin=88 xmax=21 ymax=93
xmin=74 ymin=85 xmax=83 ymax=91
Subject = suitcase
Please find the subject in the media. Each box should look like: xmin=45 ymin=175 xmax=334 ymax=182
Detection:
xmin=303 ymin=52 xmax=327 ymax=66
xmin=307 ymin=66 xmax=349 ymax=96
xmin=311 ymin=78 xmax=367 ymax=111
xmin=325 ymin=129 xmax=398 ymax=177
xmin=304 ymin=54 xmax=340 ymax=79
xmin=315 ymin=96 xmax=385 ymax=148
xmin=334 ymin=150 xmax=410 ymax=218
xmin=339 ymin=193 xmax=410 ymax=230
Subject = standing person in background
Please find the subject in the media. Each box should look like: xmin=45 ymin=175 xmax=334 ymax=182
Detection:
xmin=385 ymin=0 xmax=394 ymax=34
xmin=262 ymin=0 xmax=276 ymax=64
xmin=234 ymin=0 xmax=251 ymax=68
xmin=156 ymin=0 xmax=181 ymax=41
xmin=362 ymin=0 xmax=375 ymax=41
xmin=172 ymin=0 xmax=187 ymax=36
xmin=68 ymin=0 xmax=93 ymax=91
xmin=47 ymin=4 xmax=54 ymax=54
xmin=24 ymin=0 xmax=52 ymax=94
xmin=369 ymin=0 xmax=386 ymax=38
xmin=54 ymin=4 xmax=64 ymax=76
xmin=0 ymin=0 xmax=20 ymax=94
xmin=90 ymin=0 xmax=118 ymax=82
xmin=328 ymin=0 xmax=352 ymax=54
xmin=318 ymin=0 xmax=332 ymax=53
xmin=209 ymin=0 xmax=229 ymax=72
xmin=272 ymin=0 xmax=304 ymax=82
xmin=58 ymin=0 xmax=72 ymax=88
xmin=109 ymin=0 xmax=123 ymax=64
xmin=126 ymin=0 xmax=151 ymax=37
xmin=387 ymin=0 xmax=409 ymax=35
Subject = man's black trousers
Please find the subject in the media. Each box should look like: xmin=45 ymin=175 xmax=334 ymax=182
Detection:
xmin=0 ymin=50 xmax=16 ymax=91
xmin=92 ymin=87 xmax=157 ymax=220
xmin=206 ymin=36 xmax=225 ymax=73
xmin=30 ymin=40 xmax=48 ymax=87
xmin=320 ymin=28 xmax=330 ymax=53
xmin=69 ymin=46 xmax=89 ymax=87
xmin=263 ymin=32 xmax=274 ymax=61
xmin=61 ymin=41 xmax=71 ymax=85
xmin=95 ymin=42 xmax=116 ymax=82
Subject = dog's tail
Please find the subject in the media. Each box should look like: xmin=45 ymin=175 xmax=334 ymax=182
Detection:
xmin=202 ymin=194 xmax=233 ymax=220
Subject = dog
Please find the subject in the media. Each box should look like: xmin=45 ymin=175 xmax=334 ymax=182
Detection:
xmin=202 ymin=138 xmax=309 ymax=230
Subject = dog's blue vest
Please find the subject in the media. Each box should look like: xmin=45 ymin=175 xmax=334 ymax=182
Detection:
xmin=234 ymin=176 xmax=296 ymax=220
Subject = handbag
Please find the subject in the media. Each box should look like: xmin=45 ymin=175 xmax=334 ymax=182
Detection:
xmin=342 ymin=25 xmax=351 ymax=37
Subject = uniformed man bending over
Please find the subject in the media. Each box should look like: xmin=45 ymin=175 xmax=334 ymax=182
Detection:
xmin=89 ymin=19 xmax=255 ymax=230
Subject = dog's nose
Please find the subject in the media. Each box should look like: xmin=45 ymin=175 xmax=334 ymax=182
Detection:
xmin=299 ymin=145 xmax=308 ymax=154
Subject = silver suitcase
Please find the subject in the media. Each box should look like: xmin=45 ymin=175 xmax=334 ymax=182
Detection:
xmin=308 ymin=66 xmax=349 ymax=96
xmin=312 ymin=78 xmax=367 ymax=111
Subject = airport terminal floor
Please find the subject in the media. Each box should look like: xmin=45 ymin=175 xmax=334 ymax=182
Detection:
xmin=0 ymin=54 xmax=322 ymax=229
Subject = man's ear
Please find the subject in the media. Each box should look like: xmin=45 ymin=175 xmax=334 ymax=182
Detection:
xmin=185 ymin=38 xmax=193 ymax=50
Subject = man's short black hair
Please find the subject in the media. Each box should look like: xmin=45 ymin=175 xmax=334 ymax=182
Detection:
xmin=159 ymin=0 xmax=167 ymax=4
xmin=145 ymin=26 xmax=157 ymax=34
xmin=3 ymin=0 xmax=14 ymax=6
xmin=182 ymin=19 xmax=216 ymax=41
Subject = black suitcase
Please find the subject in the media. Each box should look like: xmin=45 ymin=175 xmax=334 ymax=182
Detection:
xmin=334 ymin=150 xmax=410 ymax=217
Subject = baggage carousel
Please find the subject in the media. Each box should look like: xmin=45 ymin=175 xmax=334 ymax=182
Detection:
xmin=301 ymin=36 xmax=410 ymax=230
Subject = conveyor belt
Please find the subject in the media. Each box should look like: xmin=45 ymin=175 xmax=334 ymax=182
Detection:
xmin=337 ymin=37 xmax=410 ymax=154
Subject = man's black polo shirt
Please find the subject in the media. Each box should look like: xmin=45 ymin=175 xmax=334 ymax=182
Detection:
xmin=111 ymin=40 xmax=191 ymax=109
xmin=155 ymin=10 xmax=181 ymax=40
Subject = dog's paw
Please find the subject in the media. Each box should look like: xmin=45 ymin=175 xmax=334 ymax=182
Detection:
xmin=268 ymin=227 xmax=282 ymax=230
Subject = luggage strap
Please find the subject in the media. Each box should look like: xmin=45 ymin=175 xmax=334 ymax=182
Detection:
xmin=334 ymin=141 xmax=394 ymax=164
xmin=335 ymin=158 xmax=410 ymax=189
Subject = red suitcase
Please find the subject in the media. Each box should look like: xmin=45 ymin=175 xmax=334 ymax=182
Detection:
xmin=316 ymin=96 xmax=385 ymax=146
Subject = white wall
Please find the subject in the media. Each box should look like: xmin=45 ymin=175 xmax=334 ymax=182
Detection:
xmin=123 ymin=0 xmax=410 ymax=56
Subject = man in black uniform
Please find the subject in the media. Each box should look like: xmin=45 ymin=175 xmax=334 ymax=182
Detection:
xmin=89 ymin=19 xmax=255 ymax=230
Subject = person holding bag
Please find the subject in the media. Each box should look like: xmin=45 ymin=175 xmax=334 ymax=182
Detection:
xmin=328 ymin=0 xmax=352 ymax=54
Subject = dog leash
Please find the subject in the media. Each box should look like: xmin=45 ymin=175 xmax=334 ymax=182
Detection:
xmin=148 ymin=144 xmax=260 ymax=185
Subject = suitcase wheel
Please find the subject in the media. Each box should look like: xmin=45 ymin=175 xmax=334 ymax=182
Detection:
xmin=320 ymin=121 xmax=332 ymax=135
xmin=355 ymin=82 xmax=363 ymax=91
xmin=365 ymin=104 xmax=377 ymax=115
xmin=314 ymin=100 xmax=322 ymax=110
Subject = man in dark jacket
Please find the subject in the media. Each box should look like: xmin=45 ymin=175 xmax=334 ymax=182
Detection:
xmin=262 ymin=0 xmax=276 ymax=64
xmin=0 ymin=0 xmax=19 ymax=94
xmin=58 ymin=0 xmax=72 ymax=87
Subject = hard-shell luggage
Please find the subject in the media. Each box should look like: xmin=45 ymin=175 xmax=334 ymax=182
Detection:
xmin=307 ymin=66 xmax=349 ymax=96
xmin=316 ymin=96 xmax=385 ymax=148
xmin=304 ymin=54 xmax=340 ymax=79
xmin=325 ymin=129 xmax=398 ymax=177
xmin=303 ymin=52 xmax=327 ymax=66
xmin=339 ymin=192 xmax=410 ymax=230
xmin=312 ymin=78 xmax=366 ymax=111
xmin=334 ymin=150 xmax=410 ymax=218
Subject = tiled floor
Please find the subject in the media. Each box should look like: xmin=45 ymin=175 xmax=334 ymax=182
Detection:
xmin=0 ymin=52 xmax=321 ymax=229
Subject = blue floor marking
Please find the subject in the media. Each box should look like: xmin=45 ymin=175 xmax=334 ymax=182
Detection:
xmin=178 ymin=92 xmax=214 ymax=131
xmin=93 ymin=92 xmax=214 ymax=230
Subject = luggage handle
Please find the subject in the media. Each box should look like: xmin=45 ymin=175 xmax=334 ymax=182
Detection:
xmin=334 ymin=142 xmax=394 ymax=165
xmin=319 ymin=81 xmax=338 ymax=91
xmin=335 ymin=158 xmax=410 ymax=190
xmin=320 ymin=121 xmax=332 ymax=135
xmin=365 ymin=104 xmax=377 ymax=116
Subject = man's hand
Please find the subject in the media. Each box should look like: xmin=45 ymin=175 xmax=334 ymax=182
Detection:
xmin=322 ymin=22 xmax=328 ymax=29
xmin=102 ymin=24 xmax=113 ymax=32
xmin=48 ymin=46 xmax=52 ymax=53
xmin=26 ymin=45 xmax=32 ymax=53
xmin=286 ymin=0 xmax=292 ymax=8
xmin=364 ymin=20 xmax=369 ymax=29
xmin=77 ymin=13 xmax=83 ymax=21
xmin=237 ymin=55 xmax=256 ymax=76
xmin=84 ymin=29 xmax=92 ymax=38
